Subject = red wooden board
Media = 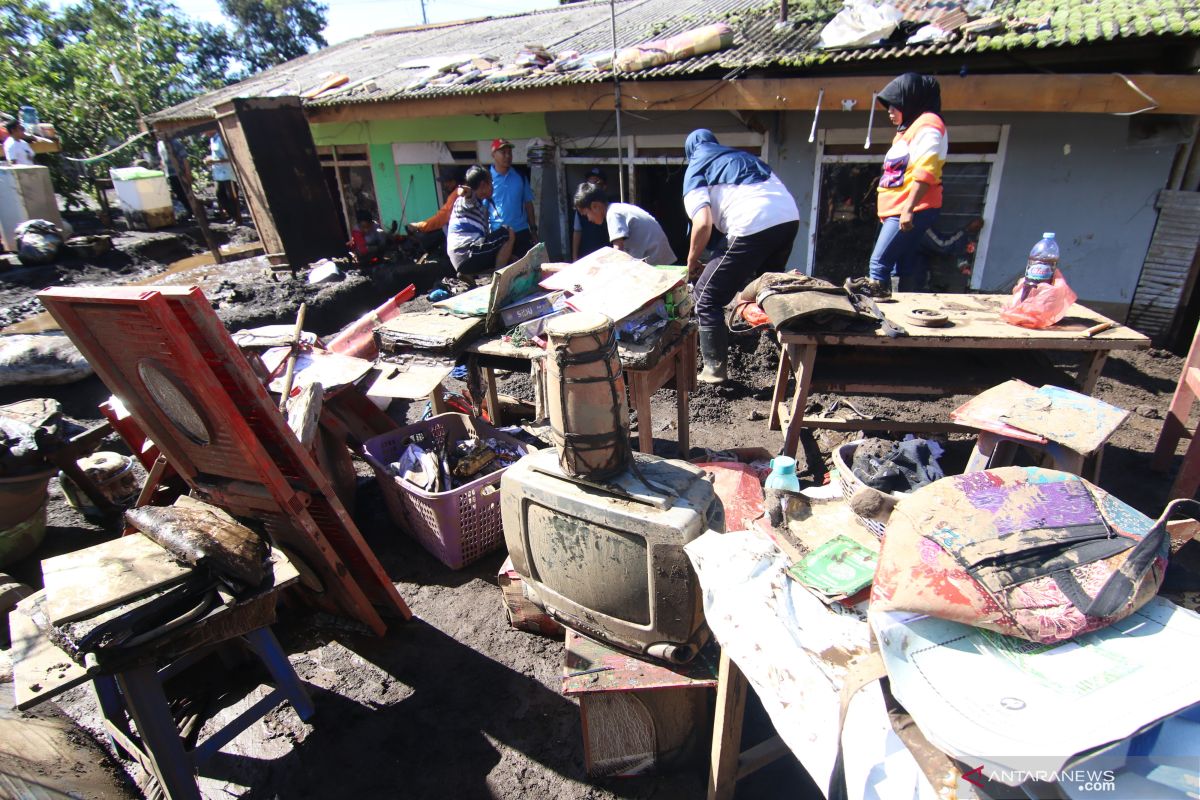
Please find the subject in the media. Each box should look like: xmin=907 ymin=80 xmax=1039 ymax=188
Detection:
xmin=39 ymin=285 xmax=410 ymax=634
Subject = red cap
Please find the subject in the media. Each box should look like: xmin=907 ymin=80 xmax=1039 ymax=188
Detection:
xmin=491 ymin=138 xmax=514 ymax=152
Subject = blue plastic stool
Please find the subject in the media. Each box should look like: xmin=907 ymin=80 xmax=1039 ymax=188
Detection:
xmin=92 ymin=626 xmax=313 ymax=800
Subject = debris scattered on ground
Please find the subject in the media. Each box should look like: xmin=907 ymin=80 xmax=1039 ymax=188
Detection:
xmin=0 ymin=334 xmax=93 ymax=387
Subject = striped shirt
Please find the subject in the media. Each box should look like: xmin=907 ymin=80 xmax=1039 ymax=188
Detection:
xmin=447 ymin=195 xmax=490 ymax=257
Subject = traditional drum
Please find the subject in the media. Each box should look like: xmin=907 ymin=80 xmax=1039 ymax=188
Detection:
xmin=545 ymin=312 xmax=629 ymax=479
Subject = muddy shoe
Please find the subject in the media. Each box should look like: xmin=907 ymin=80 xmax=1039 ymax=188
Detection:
xmin=847 ymin=277 xmax=891 ymax=299
xmin=698 ymin=326 xmax=729 ymax=385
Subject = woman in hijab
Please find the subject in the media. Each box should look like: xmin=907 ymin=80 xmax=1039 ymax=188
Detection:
xmin=864 ymin=73 xmax=948 ymax=296
xmin=683 ymin=129 xmax=800 ymax=384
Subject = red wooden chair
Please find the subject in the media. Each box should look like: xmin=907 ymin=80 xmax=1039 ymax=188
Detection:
xmin=1152 ymin=321 xmax=1200 ymax=499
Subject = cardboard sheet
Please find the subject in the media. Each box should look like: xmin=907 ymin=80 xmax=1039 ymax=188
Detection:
xmin=375 ymin=312 xmax=483 ymax=352
xmin=262 ymin=347 xmax=374 ymax=393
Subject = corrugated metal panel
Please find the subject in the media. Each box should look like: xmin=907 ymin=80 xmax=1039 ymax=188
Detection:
xmin=149 ymin=0 xmax=1200 ymax=124
xmin=1127 ymin=190 xmax=1200 ymax=341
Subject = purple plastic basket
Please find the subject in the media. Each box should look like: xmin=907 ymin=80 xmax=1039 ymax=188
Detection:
xmin=363 ymin=413 xmax=535 ymax=569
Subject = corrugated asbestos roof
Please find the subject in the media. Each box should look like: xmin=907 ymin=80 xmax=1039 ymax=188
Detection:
xmin=150 ymin=0 xmax=1200 ymax=123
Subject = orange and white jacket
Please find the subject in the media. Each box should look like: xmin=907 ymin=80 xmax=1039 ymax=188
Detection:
xmin=877 ymin=112 xmax=947 ymax=219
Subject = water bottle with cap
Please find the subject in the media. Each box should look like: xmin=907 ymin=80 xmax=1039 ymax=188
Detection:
xmin=765 ymin=456 xmax=801 ymax=492
xmin=763 ymin=456 xmax=801 ymax=528
xmin=1019 ymin=232 xmax=1059 ymax=301
xmin=19 ymin=105 xmax=38 ymax=128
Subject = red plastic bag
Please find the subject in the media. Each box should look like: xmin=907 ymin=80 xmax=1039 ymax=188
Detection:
xmin=1000 ymin=269 xmax=1077 ymax=329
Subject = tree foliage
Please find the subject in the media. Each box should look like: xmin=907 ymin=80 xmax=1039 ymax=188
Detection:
xmin=219 ymin=0 xmax=327 ymax=73
xmin=0 ymin=0 xmax=329 ymax=203
xmin=0 ymin=0 xmax=238 ymax=201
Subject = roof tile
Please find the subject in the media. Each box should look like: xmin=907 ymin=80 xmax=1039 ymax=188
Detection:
xmin=150 ymin=0 xmax=1200 ymax=123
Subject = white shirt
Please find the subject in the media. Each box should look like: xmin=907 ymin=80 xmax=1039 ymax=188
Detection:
xmin=683 ymin=173 xmax=799 ymax=238
xmin=4 ymin=138 xmax=35 ymax=166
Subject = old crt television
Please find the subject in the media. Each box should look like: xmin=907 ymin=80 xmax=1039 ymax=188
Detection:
xmin=500 ymin=448 xmax=724 ymax=663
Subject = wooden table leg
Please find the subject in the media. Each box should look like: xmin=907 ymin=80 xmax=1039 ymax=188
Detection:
xmin=484 ymin=367 xmax=501 ymax=424
xmin=782 ymin=345 xmax=817 ymax=459
xmin=630 ymin=373 xmax=654 ymax=454
xmin=965 ymin=432 xmax=1001 ymax=472
xmin=115 ymin=665 xmax=202 ymax=800
xmin=1154 ymin=367 xmax=1200 ymax=472
xmin=1078 ymin=350 xmax=1108 ymax=395
xmin=676 ymin=346 xmax=691 ymax=458
xmin=708 ymin=649 xmax=748 ymax=800
xmin=767 ymin=343 xmax=792 ymax=432
xmin=1169 ymin=429 xmax=1200 ymax=500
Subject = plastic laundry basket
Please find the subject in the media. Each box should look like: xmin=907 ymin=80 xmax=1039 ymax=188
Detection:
xmin=832 ymin=440 xmax=905 ymax=538
xmin=363 ymin=413 xmax=536 ymax=569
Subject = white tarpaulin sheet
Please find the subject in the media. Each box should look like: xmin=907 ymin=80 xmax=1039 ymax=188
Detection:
xmin=685 ymin=529 xmax=938 ymax=800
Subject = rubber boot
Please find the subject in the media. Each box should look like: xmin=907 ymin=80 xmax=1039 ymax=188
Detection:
xmin=698 ymin=326 xmax=729 ymax=385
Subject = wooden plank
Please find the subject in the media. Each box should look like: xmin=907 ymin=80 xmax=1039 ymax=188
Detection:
xmin=365 ymin=363 xmax=451 ymax=400
xmin=736 ymin=735 xmax=790 ymax=781
xmin=42 ymin=533 xmax=190 ymax=625
xmin=795 ymin=414 xmax=976 ymax=434
xmin=10 ymin=592 xmax=93 ymax=711
xmin=305 ymin=74 xmax=1200 ymax=124
xmin=708 ymin=650 xmax=748 ymax=800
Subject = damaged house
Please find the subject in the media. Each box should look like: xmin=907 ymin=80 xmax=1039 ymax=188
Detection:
xmin=149 ymin=0 xmax=1200 ymax=343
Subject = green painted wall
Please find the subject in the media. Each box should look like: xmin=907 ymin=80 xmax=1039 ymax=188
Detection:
xmin=316 ymin=114 xmax=547 ymax=226
xmin=367 ymin=155 xmax=440 ymax=229
xmin=311 ymin=114 xmax=548 ymax=146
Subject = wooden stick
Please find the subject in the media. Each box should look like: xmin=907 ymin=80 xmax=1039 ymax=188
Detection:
xmin=1083 ymin=321 xmax=1118 ymax=338
xmin=277 ymin=303 xmax=308 ymax=412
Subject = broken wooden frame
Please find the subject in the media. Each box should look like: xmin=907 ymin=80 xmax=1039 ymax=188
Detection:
xmin=39 ymin=285 xmax=411 ymax=635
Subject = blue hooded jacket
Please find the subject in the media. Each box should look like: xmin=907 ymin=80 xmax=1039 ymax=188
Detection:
xmin=683 ymin=129 xmax=773 ymax=196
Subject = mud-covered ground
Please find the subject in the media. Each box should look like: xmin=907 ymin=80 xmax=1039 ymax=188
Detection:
xmin=0 ymin=223 xmax=1192 ymax=799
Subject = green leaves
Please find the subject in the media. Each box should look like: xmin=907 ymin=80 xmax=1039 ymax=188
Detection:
xmin=218 ymin=0 xmax=327 ymax=73
xmin=0 ymin=0 xmax=239 ymax=201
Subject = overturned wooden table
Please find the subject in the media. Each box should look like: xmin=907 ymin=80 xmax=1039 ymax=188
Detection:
xmin=769 ymin=293 xmax=1150 ymax=457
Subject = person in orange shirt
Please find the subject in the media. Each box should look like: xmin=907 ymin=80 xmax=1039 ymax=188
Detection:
xmin=407 ymin=167 xmax=464 ymax=236
xmin=865 ymin=73 xmax=947 ymax=296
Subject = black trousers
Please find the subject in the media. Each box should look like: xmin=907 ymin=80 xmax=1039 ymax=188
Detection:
xmin=695 ymin=220 xmax=800 ymax=327
xmin=510 ymin=228 xmax=534 ymax=262
xmin=167 ymin=176 xmax=189 ymax=210
xmin=215 ymin=180 xmax=239 ymax=222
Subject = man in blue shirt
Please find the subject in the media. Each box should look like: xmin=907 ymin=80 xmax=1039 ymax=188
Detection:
xmin=488 ymin=138 xmax=536 ymax=260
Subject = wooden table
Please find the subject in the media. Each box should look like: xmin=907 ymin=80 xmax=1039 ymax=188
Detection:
xmin=769 ymin=293 xmax=1150 ymax=457
xmin=464 ymin=326 xmax=696 ymax=456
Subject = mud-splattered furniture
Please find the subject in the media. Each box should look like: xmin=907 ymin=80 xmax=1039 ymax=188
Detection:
xmin=10 ymin=545 xmax=309 ymax=800
xmin=770 ymin=293 xmax=1147 ymax=458
xmin=561 ymin=629 xmax=718 ymax=778
xmin=954 ymin=380 xmax=1129 ymax=482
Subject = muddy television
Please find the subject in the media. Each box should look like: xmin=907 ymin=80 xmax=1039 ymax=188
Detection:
xmin=500 ymin=448 xmax=723 ymax=664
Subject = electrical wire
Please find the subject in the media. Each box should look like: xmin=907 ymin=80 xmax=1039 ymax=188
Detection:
xmin=61 ymin=130 xmax=150 ymax=163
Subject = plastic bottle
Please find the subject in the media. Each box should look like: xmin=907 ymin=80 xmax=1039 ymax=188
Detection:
xmin=1019 ymin=232 xmax=1059 ymax=301
xmin=764 ymin=456 xmax=801 ymax=529
xmin=764 ymin=456 xmax=801 ymax=492
xmin=19 ymin=105 xmax=38 ymax=128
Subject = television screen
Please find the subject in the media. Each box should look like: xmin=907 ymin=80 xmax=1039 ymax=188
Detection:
xmin=525 ymin=503 xmax=650 ymax=625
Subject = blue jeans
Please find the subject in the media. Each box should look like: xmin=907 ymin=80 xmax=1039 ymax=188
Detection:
xmin=868 ymin=208 xmax=940 ymax=291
